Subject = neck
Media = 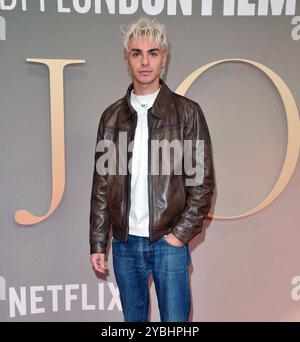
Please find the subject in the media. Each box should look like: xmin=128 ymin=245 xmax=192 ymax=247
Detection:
xmin=132 ymin=78 xmax=160 ymax=95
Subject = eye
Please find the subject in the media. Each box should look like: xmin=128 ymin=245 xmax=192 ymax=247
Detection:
xmin=132 ymin=52 xmax=139 ymax=57
xmin=150 ymin=52 xmax=158 ymax=56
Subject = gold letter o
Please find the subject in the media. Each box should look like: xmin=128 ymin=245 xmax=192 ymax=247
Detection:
xmin=176 ymin=59 xmax=300 ymax=219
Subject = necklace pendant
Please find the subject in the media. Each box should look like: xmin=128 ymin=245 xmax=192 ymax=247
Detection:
xmin=141 ymin=104 xmax=147 ymax=108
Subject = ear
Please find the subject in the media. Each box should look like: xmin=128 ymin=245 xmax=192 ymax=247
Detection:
xmin=124 ymin=53 xmax=129 ymax=68
xmin=161 ymin=52 xmax=168 ymax=68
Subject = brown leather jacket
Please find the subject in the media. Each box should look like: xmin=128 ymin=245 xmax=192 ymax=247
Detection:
xmin=89 ymin=79 xmax=215 ymax=254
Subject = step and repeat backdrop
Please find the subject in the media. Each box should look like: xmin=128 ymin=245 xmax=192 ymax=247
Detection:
xmin=0 ymin=0 xmax=300 ymax=321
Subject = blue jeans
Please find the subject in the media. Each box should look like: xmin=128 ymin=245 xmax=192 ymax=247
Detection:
xmin=112 ymin=234 xmax=191 ymax=322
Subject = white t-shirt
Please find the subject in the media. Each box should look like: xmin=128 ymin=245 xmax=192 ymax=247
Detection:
xmin=128 ymin=87 xmax=160 ymax=237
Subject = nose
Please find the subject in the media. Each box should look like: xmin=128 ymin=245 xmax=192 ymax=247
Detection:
xmin=142 ymin=53 xmax=149 ymax=66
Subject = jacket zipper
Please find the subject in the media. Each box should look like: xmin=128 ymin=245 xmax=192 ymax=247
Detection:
xmin=125 ymin=114 xmax=137 ymax=242
xmin=147 ymin=110 xmax=153 ymax=241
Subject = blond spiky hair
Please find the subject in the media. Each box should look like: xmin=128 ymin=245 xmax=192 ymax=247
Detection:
xmin=121 ymin=17 xmax=168 ymax=54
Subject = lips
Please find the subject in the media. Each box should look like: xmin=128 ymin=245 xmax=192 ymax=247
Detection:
xmin=139 ymin=70 xmax=152 ymax=74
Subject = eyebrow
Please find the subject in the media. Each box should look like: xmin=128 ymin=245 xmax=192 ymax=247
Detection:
xmin=130 ymin=48 xmax=160 ymax=53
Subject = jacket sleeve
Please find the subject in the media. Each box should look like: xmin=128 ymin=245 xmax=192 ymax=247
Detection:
xmin=172 ymin=103 xmax=215 ymax=244
xmin=89 ymin=113 xmax=111 ymax=254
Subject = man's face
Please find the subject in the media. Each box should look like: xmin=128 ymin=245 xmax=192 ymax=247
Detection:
xmin=124 ymin=36 xmax=167 ymax=87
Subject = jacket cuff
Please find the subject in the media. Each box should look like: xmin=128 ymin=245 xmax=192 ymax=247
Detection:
xmin=90 ymin=242 xmax=107 ymax=254
xmin=171 ymin=226 xmax=191 ymax=245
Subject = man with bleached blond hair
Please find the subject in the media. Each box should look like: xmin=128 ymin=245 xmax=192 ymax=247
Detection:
xmin=89 ymin=17 xmax=215 ymax=322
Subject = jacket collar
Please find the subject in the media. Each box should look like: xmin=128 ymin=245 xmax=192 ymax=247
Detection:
xmin=121 ymin=79 xmax=174 ymax=122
